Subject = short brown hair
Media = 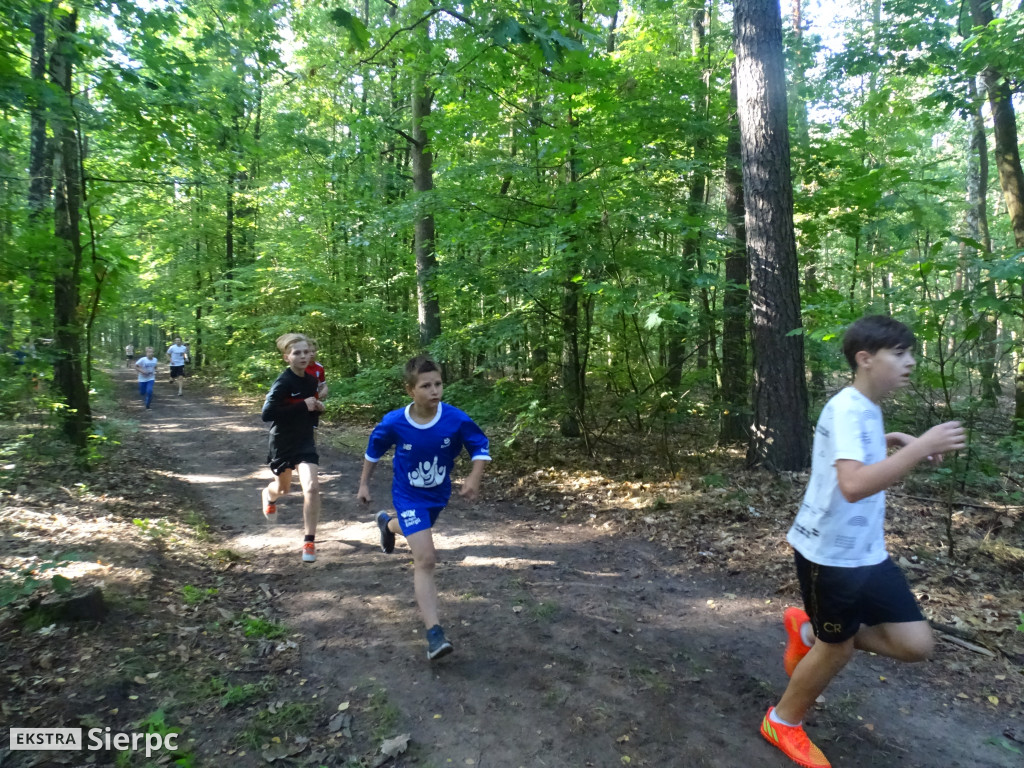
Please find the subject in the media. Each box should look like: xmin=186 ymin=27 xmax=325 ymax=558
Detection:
xmin=842 ymin=315 xmax=915 ymax=371
xmin=403 ymin=355 xmax=441 ymax=388
xmin=276 ymin=333 xmax=308 ymax=355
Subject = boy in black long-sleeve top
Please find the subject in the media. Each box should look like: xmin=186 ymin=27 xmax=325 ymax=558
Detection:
xmin=261 ymin=333 xmax=325 ymax=563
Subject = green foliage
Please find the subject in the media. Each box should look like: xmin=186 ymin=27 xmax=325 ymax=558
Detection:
xmin=242 ymin=616 xmax=289 ymax=639
xmin=220 ymin=679 xmax=274 ymax=709
xmin=181 ymin=585 xmax=218 ymax=605
xmin=0 ymin=552 xmax=89 ymax=608
xmin=0 ymin=0 xmax=1018 ymax=489
xmin=239 ymin=702 xmax=318 ymax=749
xmin=115 ymin=709 xmax=196 ymax=768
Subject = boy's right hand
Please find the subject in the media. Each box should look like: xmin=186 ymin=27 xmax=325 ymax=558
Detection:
xmin=304 ymin=396 xmax=325 ymax=412
xmin=917 ymin=421 xmax=966 ymax=460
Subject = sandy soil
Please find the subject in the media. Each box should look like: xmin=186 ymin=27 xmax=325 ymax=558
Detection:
xmin=125 ymin=369 xmax=1020 ymax=768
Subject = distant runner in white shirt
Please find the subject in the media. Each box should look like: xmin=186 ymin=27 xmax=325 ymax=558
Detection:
xmin=134 ymin=347 xmax=158 ymax=410
xmin=166 ymin=336 xmax=189 ymax=396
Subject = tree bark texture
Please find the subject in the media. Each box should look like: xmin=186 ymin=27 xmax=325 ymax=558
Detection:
xmin=411 ymin=64 xmax=441 ymax=348
xmin=968 ymin=0 xmax=1024 ymax=426
xmin=965 ymin=77 xmax=1000 ymax=405
xmin=49 ymin=7 xmax=92 ymax=447
xmin=733 ymin=0 xmax=810 ymax=470
xmin=720 ymin=62 xmax=749 ymax=444
xmin=559 ymin=0 xmax=586 ymax=438
xmin=27 ymin=4 xmax=52 ymax=338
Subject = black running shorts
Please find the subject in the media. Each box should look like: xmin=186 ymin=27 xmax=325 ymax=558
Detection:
xmin=794 ymin=551 xmax=924 ymax=644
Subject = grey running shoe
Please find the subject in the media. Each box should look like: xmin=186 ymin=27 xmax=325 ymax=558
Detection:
xmin=376 ymin=511 xmax=395 ymax=554
xmin=426 ymin=624 xmax=453 ymax=660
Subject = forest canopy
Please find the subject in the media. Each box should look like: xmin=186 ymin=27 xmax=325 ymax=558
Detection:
xmin=1 ymin=0 xmax=1022 ymax=474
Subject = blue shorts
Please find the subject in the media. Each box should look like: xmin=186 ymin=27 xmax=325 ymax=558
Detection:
xmin=393 ymin=500 xmax=445 ymax=536
xmin=794 ymin=551 xmax=924 ymax=644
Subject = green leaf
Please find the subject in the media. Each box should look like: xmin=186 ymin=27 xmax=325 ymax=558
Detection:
xmin=51 ymin=574 xmax=73 ymax=594
xmin=328 ymin=8 xmax=369 ymax=50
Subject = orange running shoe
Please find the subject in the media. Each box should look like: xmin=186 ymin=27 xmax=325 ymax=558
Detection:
xmin=263 ymin=500 xmax=277 ymax=520
xmin=302 ymin=541 xmax=316 ymax=563
xmin=783 ymin=606 xmax=812 ymax=677
xmin=760 ymin=708 xmax=831 ymax=768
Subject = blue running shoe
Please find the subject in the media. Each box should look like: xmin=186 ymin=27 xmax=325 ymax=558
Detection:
xmin=426 ymin=624 xmax=453 ymax=660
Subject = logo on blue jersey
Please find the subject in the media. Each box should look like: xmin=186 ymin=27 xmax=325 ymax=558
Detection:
xmin=408 ymin=456 xmax=446 ymax=489
xmin=400 ymin=508 xmax=421 ymax=526
xmin=442 ymin=438 xmax=451 ymax=448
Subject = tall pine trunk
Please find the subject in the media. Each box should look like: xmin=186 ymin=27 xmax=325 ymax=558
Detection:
xmin=968 ymin=0 xmax=1024 ymax=428
xmin=49 ymin=7 xmax=91 ymax=448
xmin=965 ymin=77 xmax=999 ymax=405
xmin=559 ymin=0 xmax=586 ymax=438
xmin=719 ymin=62 xmax=749 ymax=444
xmin=27 ymin=3 xmax=51 ymax=339
xmin=411 ymin=59 xmax=441 ymax=348
xmin=733 ymin=0 xmax=809 ymax=470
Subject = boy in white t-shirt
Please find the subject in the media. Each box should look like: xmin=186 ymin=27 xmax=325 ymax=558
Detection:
xmin=166 ymin=336 xmax=189 ymax=396
xmin=135 ymin=347 xmax=158 ymax=409
xmin=760 ymin=315 xmax=966 ymax=768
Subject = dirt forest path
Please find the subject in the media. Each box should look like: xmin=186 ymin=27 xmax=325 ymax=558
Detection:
xmin=120 ymin=369 xmax=1016 ymax=768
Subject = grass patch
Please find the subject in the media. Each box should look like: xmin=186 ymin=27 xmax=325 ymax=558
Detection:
xmin=366 ymin=687 xmax=401 ymax=741
xmin=531 ymin=600 xmax=559 ymax=621
xmin=181 ymin=585 xmax=218 ymax=605
xmin=976 ymin=538 xmax=1024 ymax=574
xmin=184 ymin=511 xmax=213 ymax=542
xmin=221 ymin=678 xmax=275 ymax=709
xmin=239 ymin=702 xmax=318 ymax=749
xmin=242 ymin=616 xmax=289 ymax=639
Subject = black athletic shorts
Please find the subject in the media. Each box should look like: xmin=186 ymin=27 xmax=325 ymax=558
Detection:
xmin=170 ymin=365 xmax=185 ymax=378
xmin=794 ymin=551 xmax=924 ymax=644
xmin=267 ymin=438 xmax=319 ymax=476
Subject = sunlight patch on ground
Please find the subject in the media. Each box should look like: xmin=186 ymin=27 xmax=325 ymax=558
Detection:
xmin=457 ymin=555 xmax=556 ymax=569
xmin=148 ymin=468 xmax=265 ymax=483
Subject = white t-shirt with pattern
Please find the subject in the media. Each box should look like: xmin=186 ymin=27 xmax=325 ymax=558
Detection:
xmin=787 ymin=386 xmax=889 ymax=567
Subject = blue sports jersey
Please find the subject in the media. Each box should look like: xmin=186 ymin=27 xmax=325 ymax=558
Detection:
xmin=365 ymin=403 xmax=491 ymax=508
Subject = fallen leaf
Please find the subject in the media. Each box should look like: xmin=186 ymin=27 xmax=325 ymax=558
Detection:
xmin=327 ymin=712 xmax=352 ymax=735
xmin=616 ymin=734 xmax=630 ymax=743
xmin=337 ymin=701 xmax=350 ymax=711
xmin=261 ymin=741 xmax=307 ymax=763
xmin=864 ymin=724 xmax=874 ymax=732
xmin=381 ymin=733 xmax=411 ymax=758
xmin=988 ymin=696 xmax=999 ymax=706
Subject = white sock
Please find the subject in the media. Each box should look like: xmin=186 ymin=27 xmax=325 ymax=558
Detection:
xmin=770 ymin=708 xmax=801 ymax=728
xmin=800 ymin=622 xmax=814 ymax=647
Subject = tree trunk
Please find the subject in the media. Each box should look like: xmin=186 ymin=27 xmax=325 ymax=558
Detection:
xmin=559 ymin=0 xmax=586 ymax=438
xmin=733 ymin=0 xmax=809 ymax=470
xmin=49 ymin=7 xmax=91 ymax=448
xmin=411 ymin=61 xmax=441 ymax=348
xmin=967 ymin=0 xmax=1024 ymax=427
xmin=27 ymin=4 xmax=51 ymax=339
xmin=720 ymin=62 xmax=749 ymax=444
xmin=965 ymin=77 xmax=1000 ymax=405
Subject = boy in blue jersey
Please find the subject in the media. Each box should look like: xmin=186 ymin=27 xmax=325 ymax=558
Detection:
xmin=357 ymin=355 xmax=491 ymax=660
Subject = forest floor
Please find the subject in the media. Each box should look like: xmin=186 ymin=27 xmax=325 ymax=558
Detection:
xmin=1 ymin=367 xmax=1023 ymax=768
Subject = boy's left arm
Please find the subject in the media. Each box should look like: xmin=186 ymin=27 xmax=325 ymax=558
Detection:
xmin=459 ymin=460 xmax=488 ymax=501
xmin=458 ymin=417 xmax=491 ymax=501
xmin=886 ymin=431 xmax=939 ymax=463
